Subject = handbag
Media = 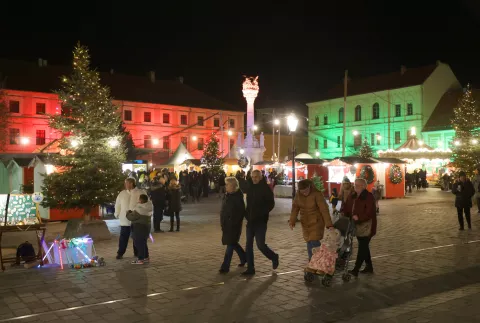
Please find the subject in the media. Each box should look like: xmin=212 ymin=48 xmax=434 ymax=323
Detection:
xmin=352 ymin=200 xmax=372 ymax=237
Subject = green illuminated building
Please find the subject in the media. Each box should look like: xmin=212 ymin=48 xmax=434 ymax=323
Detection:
xmin=307 ymin=62 xmax=462 ymax=159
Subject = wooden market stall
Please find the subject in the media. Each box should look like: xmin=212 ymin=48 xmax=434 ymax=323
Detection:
xmin=372 ymin=158 xmax=407 ymax=199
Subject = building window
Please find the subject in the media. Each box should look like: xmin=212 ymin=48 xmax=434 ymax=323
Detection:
xmin=36 ymin=103 xmax=46 ymax=115
xmin=323 ymin=139 xmax=328 ymax=149
xmin=198 ymin=138 xmax=204 ymax=150
xmin=197 ymin=116 xmax=204 ymax=126
xmin=9 ymin=100 xmax=20 ymax=113
xmin=124 ymin=110 xmax=132 ymax=121
xmin=214 ymin=118 xmax=219 ymax=127
xmin=229 ymin=119 xmax=235 ymax=128
xmin=9 ymin=128 xmax=20 ymax=145
xmin=338 ymin=108 xmax=344 ymax=123
xmin=36 ymin=130 xmax=46 ymax=145
xmin=181 ymin=136 xmax=188 ymax=148
xmin=337 ymin=136 xmax=341 ymax=148
xmin=354 ymin=134 xmax=362 ymax=147
xmin=376 ymin=133 xmax=381 ymax=145
xmin=323 ymin=114 xmax=328 ymax=125
xmin=354 ymin=105 xmax=362 ymax=121
xmin=372 ymin=103 xmax=379 ymax=119
xmin=395 ymin=131 xmax=401 ymax=144
xmin=395 ymin=104 xmax=401 ymax=117
xmin=180 ymin=115 xmax=188 ymax=125
xmin=315 ymin=139 xmax=319 ymax=150
xmin=229 ymin=138 xmax=235 ymax=149
xmin=163 ymin=136 xmax=170 ymax=149
xmin=371 ymin=133 xmax=375 ymax=146
xmin=144 ymin=135 xmax=152 ymax=148
xmin=163 ymin=113 xmax=170 ymax=124
xmin=61 ymin=106 xmax=71 ymax=116
xmin=315 ymin=116 xmax=319 ymax=126
xmin=144 ymin=112 xmax=151 ymax=122
xmin=407 ymin=103 xmax=413 ymax=116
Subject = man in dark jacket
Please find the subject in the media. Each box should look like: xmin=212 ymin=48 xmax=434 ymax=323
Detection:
xmin=242 ymin=170 xmax=279 ymax=275
xmin=452 ymin=171 xmax=475 ymax=230
xmin=149 ymin=177 xmax=167 ymax=232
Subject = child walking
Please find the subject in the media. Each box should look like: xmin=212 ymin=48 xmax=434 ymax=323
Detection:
xmin=127 ymin=194 xmax=153 ymax=265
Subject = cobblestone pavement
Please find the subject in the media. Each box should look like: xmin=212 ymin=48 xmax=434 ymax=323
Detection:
xmin=1 ymin=189 xmax=480 ymax=322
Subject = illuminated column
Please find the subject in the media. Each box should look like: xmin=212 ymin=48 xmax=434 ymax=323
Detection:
xmin=242 ymin=76 xmax=259 ymax=147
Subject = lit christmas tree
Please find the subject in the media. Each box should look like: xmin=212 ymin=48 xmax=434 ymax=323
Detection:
xmin=451 ymin=86 xmax=480 ymax=174
xmin=201 ymin=132 xmax=225 ymax=175
xmin=311 ymin=172 xmax=325 ymax=192
xmin=359 ymin=137 xmax=374 ymax=159
xmin=0 ymin=88 xmax=8 ymax=152
xmin=41 ymin=44 xmax=126 ymax=221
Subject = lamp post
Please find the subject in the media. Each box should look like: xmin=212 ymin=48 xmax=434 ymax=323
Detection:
xmin=287 ymin=113 xmax=299 ymax=198
xmin=274 ymin=118 xmax=280 ymax=162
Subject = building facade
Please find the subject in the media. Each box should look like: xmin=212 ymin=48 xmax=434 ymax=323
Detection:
xmin=0 ymin=59 xmax=244 ymax=164
xmin=307 ymin=62 xmax=461 ymax=159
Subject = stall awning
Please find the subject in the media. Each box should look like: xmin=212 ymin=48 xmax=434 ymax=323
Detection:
xmin=336 ymin=156 xmax=378 ymax=164
xmin=378 ymin=136 xmax=452 ymax=160
xmin=373 ymin=157 xmax=407 ymax=164
xmin=166 ymin=143 xmax=194 ymax=166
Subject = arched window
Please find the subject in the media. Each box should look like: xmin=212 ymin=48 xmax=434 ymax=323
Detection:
xmin=323 ymin=114 xmax=328 ymax=125
xmin=315 ymin=116 xmax=319 ymax=126
xmin=372 ymin=103 xmax=380 ymax=119
xmin=338 ymin=108 xmax=344 ymax=123
xmin=355 ymin=105 xmax=362 ymax=121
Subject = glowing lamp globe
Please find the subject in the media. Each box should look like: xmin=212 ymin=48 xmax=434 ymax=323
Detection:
xmin=20 ymin=137 xmax=29 ymax=145
xmin=152 ymin=139 xmax=159 ymax=145
xmin=274 ymin=119 xmax=280 ymax=125
xmin=315 ymin=151 xmax=320 ymax=157
xmin=192 ymin=136 xmax=197 ymax=141
xmin=352 ymin=130 xmax=359 ymax=136
xmin=287 ymin=114 xmax=298 ymax=132
xmin=227 ymin=130 xmax=233 ymax=136
xmin=240 ymin=149 xmax=245 ymax=155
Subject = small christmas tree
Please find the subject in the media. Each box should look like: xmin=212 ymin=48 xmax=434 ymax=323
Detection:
xmin=0 ymin=88 xmax=8 ymax=152
xmin=201 ymin=132 xmax=225 ymax=175
xmin=359 ymin=137 xmax=374 ymax=159
xmin=311 ymin=172 xmax=325 ymax=192
xmin=451 ymin=86 xmax=480 ymax=174
xmin=41 ymin=43 xmax=126 ymax=223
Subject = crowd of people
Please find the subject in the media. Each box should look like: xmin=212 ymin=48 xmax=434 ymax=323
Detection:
xmin=405 ymin=169 xmax=428 ymax=193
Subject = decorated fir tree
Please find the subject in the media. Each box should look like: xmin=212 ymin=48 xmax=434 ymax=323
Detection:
xmin=119 ymin=123 xmax=136 ymax=160
xmin=311 ymin=172 xmax=325 ymax=192
xmin=41 ymin=44 xmax=126 ymax=222
xmin=201 ymin=132 xmax=225 ymax=175
xmin=0 ymin=88 xmax=8 ymax=152
xmin=451 ymin=86 xmax=480 ymax=174
xmin=359 ymin=137 xmax=374 ymax=159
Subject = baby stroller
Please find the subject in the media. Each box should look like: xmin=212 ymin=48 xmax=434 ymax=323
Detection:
xmin=304 ymin=215 xmax=356 ymax=286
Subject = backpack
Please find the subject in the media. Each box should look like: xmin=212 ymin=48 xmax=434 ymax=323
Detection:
xmin=16 ymin=241 xmax=36 ymax=263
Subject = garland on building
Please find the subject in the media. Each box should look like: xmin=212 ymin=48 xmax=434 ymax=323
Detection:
xmin=389 ymin=164 xmax=403 ymax=184
xmin=359 ymin=165 xmax=375 ymax=184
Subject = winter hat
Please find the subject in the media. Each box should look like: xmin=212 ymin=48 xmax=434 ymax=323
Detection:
xmin=459 ymin=171 xmax=467 ymax=177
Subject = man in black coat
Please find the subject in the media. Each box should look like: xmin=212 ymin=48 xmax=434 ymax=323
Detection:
xmin=149 ymin=177 xmax=167 ymax=232
xmin=452 ymin=171 xmax=475 ymax=230
xmin=242 ymin=170 xmax=279 ymax=275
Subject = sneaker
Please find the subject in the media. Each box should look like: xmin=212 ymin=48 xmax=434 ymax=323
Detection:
xmin=241 ymin=269 xmax=256 ymax=276
xmin=272 ymin=254 xmax=279 ymax=270
xmin=143 ymin=258 xmax=150 ymax=264
xmin=131 ymin=260 xmax=145 ymax=265
xmin=116 ymin=255 xmax=123 ymax=260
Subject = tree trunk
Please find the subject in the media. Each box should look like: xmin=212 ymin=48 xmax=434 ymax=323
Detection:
xmin=83 ymin=207 xmax=92 ymax=223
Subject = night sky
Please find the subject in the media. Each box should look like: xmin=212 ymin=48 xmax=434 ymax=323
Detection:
xmin=3 ymin=0 xmax=480 ymax=108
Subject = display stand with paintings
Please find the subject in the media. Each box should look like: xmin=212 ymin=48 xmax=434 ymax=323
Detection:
xmin=0 ymin=193 xmax=46 ymax=271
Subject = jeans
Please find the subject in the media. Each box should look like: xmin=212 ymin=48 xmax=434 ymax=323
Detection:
xmin=457 ymin=207 xmax=471 ymax=228
xmin=307 ymin=240 xmax=321 ymax=261
xmin=117 ymin=225 xmax=138 ymax=257
xmin=354 ymin=236 xmax=372 ymax=271
xmin=153 ymin=205 xmax=164 ymax=231
xmin=221 ymin=243 xmax=246 ymax=271
xmin=170 ymin=212 xmax=180 ymax=228
xmin=132 ymin=224 xmax=150 ymax=260
xmin=245 ymin=222 xmax=277 ymax=270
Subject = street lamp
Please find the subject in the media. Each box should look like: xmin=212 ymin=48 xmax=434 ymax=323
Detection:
xmin=152 ymin=138 xmax=159 ymax=146
xmin=227 ymin=130 xmax=233 ymax=136
xmin=315 ymin=151 xmax=320 ymax=158
xmin=192 ymin=135 xmax=197 ymax=141
xmin=20 ymin=137 xmax=29 ymax=145
xmin=240 ymin=148 xmax=245 ymax=155
xmin=352 ymin=130 xmax=359 ymax=136
xmin=287 ymin=113 xmax=299 ymax=198
xmin=274 ymin=119 xmax=280 ymax=125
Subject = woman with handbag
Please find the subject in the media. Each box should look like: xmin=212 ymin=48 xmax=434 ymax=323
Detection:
xmin=343 ymin=178 xmax=377 ymax=277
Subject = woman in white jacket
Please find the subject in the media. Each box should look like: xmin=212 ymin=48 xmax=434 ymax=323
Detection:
xmin=115 ymin=178 xmax=147 ymax=260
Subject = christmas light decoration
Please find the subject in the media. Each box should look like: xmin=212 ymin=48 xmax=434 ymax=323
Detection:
xmin=201 ymin=133 xmax=225 ymax=175
xmin=389 ymin=164 xmax=403 ymax=184
xmin=358 ymin=137 xmax=374 ymax=158
xmin=359 ymin=165 xmax=375 ymax=184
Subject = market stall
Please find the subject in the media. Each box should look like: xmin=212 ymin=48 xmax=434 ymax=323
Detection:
xmin=372 ymin=158 xmax=407 ymax=198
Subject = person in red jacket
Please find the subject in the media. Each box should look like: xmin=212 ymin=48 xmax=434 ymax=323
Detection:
xmin=343 ymin=178 xmax=377 ymax=277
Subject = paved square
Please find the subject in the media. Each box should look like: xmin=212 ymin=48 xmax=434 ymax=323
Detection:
xmin=1 ymin=189 xmax=480 ymax=322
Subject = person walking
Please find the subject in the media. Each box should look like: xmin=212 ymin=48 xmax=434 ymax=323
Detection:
xmin=242 ymin=170 xmax=279 ymax=276
xmin=115 ymin=178 xmax=147 ymax=260
xmin=149 ymin=177 xmax=167 ymax=232
xmin=343 ymin=178 xmax=377 ymax=277
xmin=338 ymin=177 xmax=353 ymax=205
xmin=166 ymin=178 xmax=182 ymax=232
xmin=219 ymin=177 xmax=247 ymax=273
xmin=452 ymin=171 xmax=475 ymax=230
xmin=289 ymin=179 xmax=333 ymax=261
xmin=443 ymin=172 xmax=451 ymax=192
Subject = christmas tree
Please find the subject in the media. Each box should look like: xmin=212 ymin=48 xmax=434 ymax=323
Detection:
xmin=41 ymin=44 xmax=126 ymax=221
xmin=451 ymin=86 xmax=480 ymax=174
xmin=0 ymin=88 xmax=8 ymax=152
xmin=311 ymin=172 xmax=325 ymax=192
xmin=201 ymin=132 xmax=225 ymax=175
xmin=359 ymin=137 xmax=374 ymax=158
xmin=119 ymin=123 xmax=136 ymax=160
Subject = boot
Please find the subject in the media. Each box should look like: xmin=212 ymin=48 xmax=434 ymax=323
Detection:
xmin=169 ymin=219 xmax=174 ymax=232
xmin=176 ymin=219 xmax=180 ymax=232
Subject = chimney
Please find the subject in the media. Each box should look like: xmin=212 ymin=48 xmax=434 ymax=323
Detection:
xmin=177 ymin=76 xmax=184 ymax=84
xmin=110 ymin=69 xmax=114 ymax=75
xmin=400 ymin=65 xmax=407 ymax=75
xmin=38 ymin=58 xmax=43 ymax=67
xmin=43 ymin=59 xmax=47 ymax=67
xmin=149 ymin=71 xmax=155 ymax=83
